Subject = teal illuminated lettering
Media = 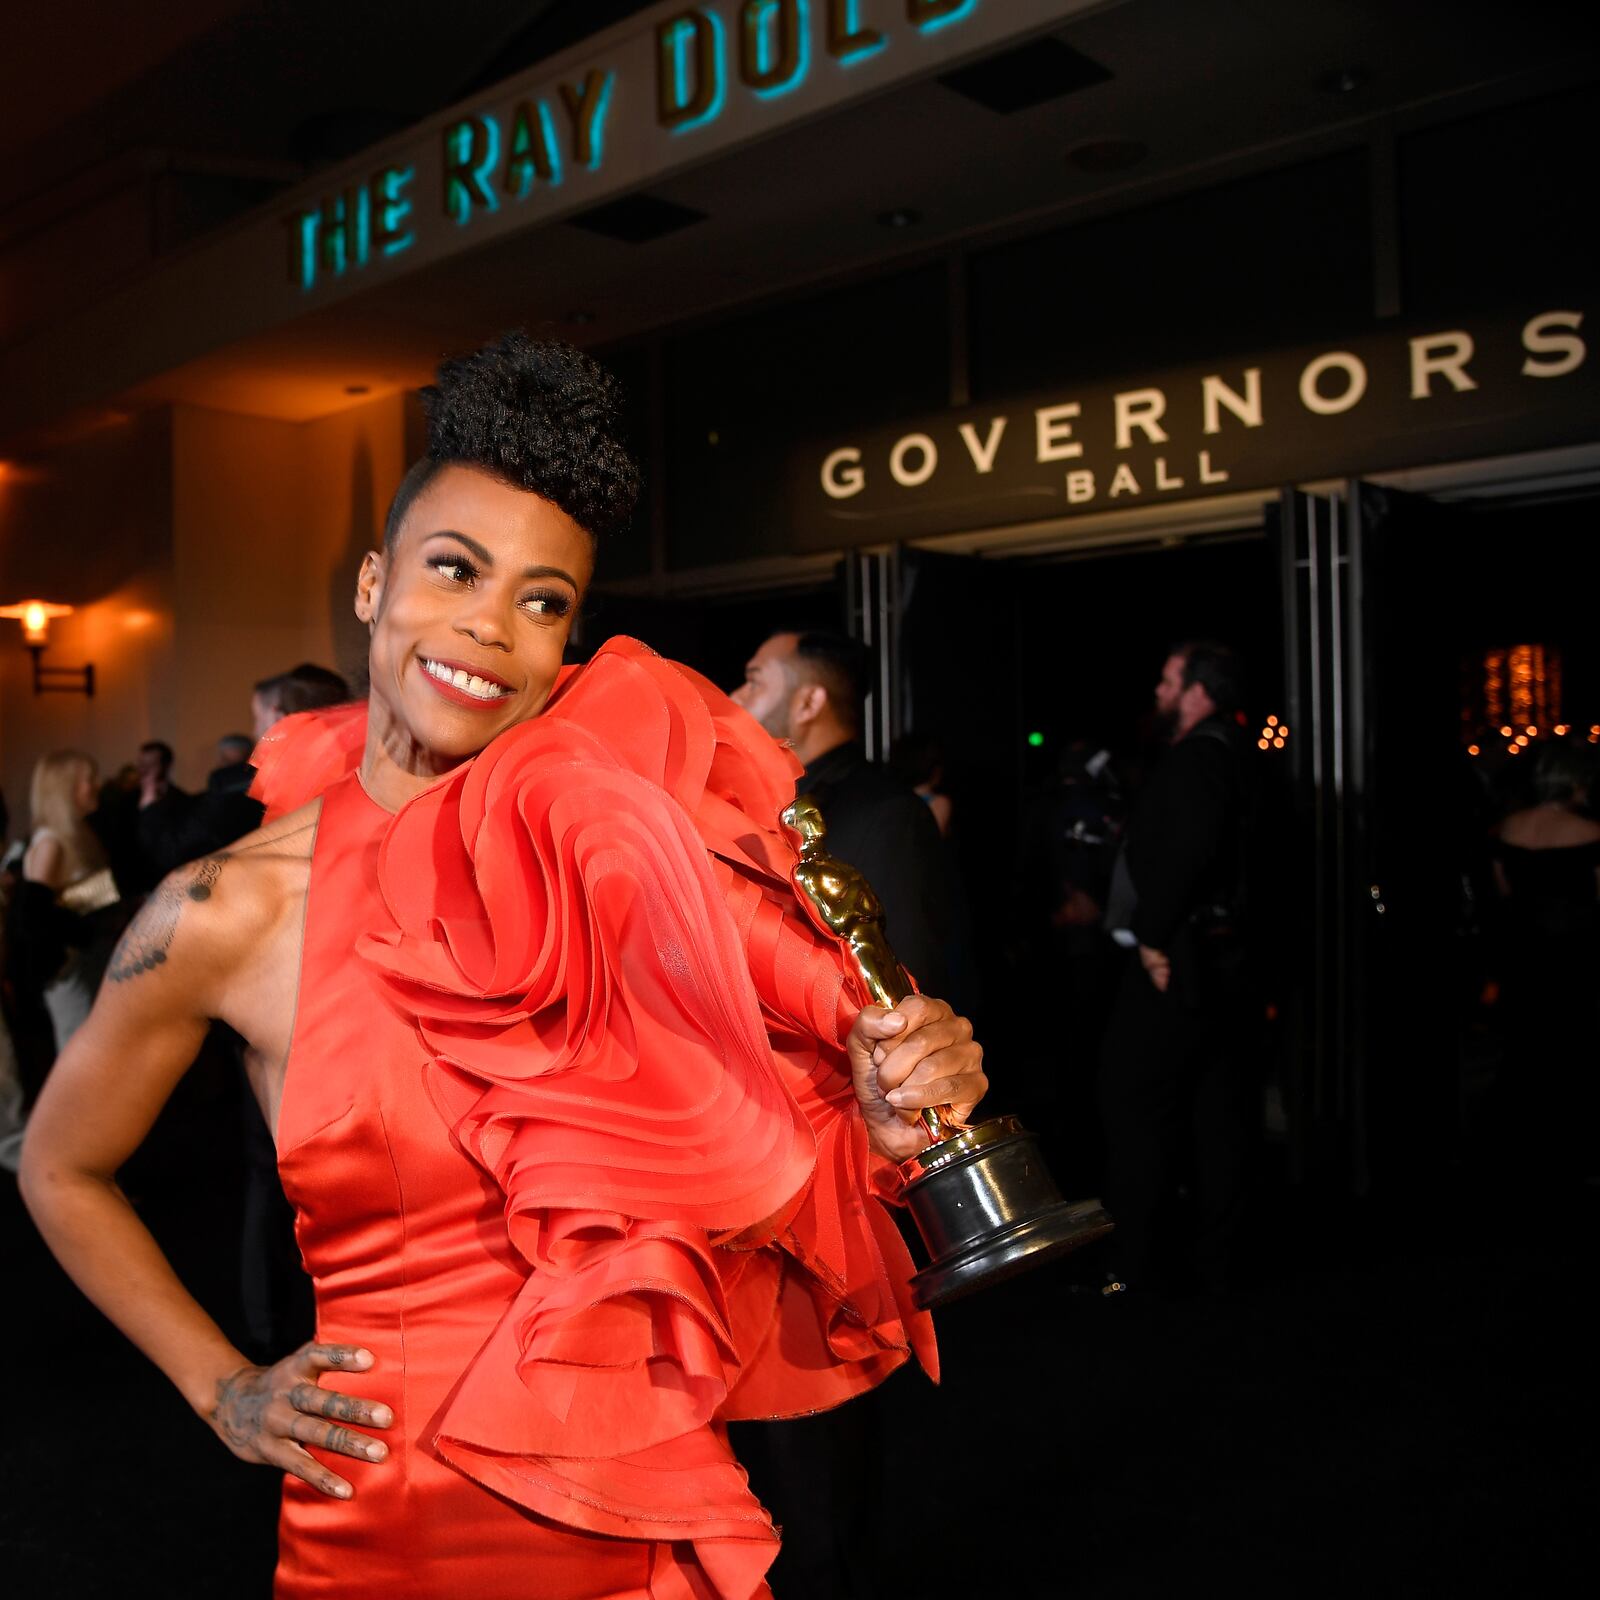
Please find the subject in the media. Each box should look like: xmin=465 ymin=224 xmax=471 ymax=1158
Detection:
xmin=657 ymin=10 xmax=726 ymax=132
xmin=286 ymin=210 xmax=319 ymax=290
xmin=827 ymin=0 xmax=886 ymax=62
xmin=907 ymin=0 xmax=976 ymax=31
xmin=314 ymin=188 xmax=370 ymax=279
xmin=372 ymin=166 xmax=415 ymax=256
xmin=559 ymin=70 xmax=615 ymax=170
xmin=504 ymin=102 xmax=561 ymax=197
xmin=740 ymin=1 xmax=808 ymax=98
xmin=443 ymin=115 xmax=501 ymax=224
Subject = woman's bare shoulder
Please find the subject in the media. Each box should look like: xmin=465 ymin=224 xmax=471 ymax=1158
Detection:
xmin=104 ymin=800 xmax=321 ymax=989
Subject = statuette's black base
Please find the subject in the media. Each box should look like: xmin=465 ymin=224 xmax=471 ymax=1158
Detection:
xmin=901 ymin=1116 xmax=1112 ymax=1309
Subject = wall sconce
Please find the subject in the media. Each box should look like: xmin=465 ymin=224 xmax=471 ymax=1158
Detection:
xmin=0 ymin=600 xmax=95 ymax=696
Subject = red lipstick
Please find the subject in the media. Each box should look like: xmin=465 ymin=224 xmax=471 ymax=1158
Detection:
xmin=416 ymin=655 xmax=516 ymax=711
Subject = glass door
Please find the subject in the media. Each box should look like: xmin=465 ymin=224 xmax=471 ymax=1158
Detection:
xmin=1274 ymin=482 xmax=1471 ymax=1196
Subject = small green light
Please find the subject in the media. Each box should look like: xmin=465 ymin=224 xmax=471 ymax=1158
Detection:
xmin=1027 ymin=731 xmax=1045 ymax=747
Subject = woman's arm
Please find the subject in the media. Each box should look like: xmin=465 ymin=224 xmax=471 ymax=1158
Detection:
xmin=18 ymin=854 xmax=390 ymax=1498
xmin=22 ymin=832 xmax=64 ymax=889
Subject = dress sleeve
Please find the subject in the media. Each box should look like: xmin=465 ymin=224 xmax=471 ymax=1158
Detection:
xmin=248 ymin=703 xmax=368 ymax=823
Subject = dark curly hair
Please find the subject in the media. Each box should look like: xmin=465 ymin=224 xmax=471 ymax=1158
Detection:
xmin=383 ymin=334 xmax=639 ymax=548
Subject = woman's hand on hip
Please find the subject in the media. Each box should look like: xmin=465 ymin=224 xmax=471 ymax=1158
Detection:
xmin=847 ymin=993 xmax=988 ymax=1163
xmin=208 ymin=1342 xmax=392 ymax=1499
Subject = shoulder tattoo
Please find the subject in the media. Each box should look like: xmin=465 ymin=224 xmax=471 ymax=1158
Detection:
xmin=107 ymin=856 xmax=226 ymax=983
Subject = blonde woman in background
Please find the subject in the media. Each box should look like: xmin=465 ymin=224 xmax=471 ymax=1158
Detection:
xmin=19 ymin=751 xmax=122 ymax=1050
xmin=2 ymin=751 xmax=122 ymax=1170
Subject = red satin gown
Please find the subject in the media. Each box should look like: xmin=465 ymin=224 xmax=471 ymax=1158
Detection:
xmin=254 ymin=638 xmax=938 ymax=1600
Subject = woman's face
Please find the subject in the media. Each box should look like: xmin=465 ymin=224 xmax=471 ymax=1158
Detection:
xmin=356 ymin=465 xmax=593 ymax=769
xmin=73 ymin=765 xmax=98 ymax=816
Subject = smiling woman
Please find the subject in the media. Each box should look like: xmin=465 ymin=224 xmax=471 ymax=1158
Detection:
xmin=17 ymin=334 xmax=988 ymax=1600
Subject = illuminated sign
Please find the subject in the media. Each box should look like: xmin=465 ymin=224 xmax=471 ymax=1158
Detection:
xmin=280 ymin=0 xmax=1096 ymax=293
xmin=794 ymin=307 xmax=1597 ymax=547
xmin=286 ymin=167 xmax=416 ymax=291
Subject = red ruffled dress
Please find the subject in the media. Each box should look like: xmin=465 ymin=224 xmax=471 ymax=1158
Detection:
xmin=251 ymin=638 xmax=936 ymax=1600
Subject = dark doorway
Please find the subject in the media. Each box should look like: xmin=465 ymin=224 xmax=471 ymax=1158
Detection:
xmin=1277 ymin=481 xmax=1600 ymax=1199
xmin=894 ymin=531 xmax=1286 ymax=1188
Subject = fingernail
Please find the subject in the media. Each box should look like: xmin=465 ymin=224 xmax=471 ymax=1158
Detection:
xmin=374 ymin=1408 xmax=393 ymax=1428
xmin=884 ymin=1014 xmax=907 ymax=1030
xmin=367 ymin=1444 xmax=385 ymax=1461
xmin=887 ymin=1090 xmax=910 ymax=1106
xmin=335 ymin=1484 xmax=352 ymax=1498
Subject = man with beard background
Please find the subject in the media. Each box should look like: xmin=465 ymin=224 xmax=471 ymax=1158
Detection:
xmin=1099 ymin=641 xmax=1254 ymax=1299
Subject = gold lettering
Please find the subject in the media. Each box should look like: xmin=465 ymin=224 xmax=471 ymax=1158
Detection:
xmin=1201 ymin=369 xmax=1262 ymax=435
xmin=958 ymin=417 xmax=1007 ymax=473
xmin=1108 ymin=463 xmax=1141 ymax=498
xmin=1065 ymin=469 xmax=1096 ymax=504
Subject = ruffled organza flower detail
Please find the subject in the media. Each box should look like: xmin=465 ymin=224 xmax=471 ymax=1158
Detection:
xmin=250 ymin=700 xmax=367 ymax=823
xmin=262 ymin=639 xmax=936 ymax=1598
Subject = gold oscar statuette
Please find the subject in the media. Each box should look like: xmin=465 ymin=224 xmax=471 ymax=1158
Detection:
xmin=783 ymin=794 xmax=1112 ymax=1308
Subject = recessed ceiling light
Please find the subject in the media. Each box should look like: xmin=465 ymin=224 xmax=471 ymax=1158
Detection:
xmin=1317 ymin=65 xmax=1368 ymax=95
xmin=1067 ymin=138 xmax=1148 ymax=174
xmin=877 ymin=207 xmax=922 ymax=229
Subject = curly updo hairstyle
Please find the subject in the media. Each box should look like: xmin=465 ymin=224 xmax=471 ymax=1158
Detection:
xmin=383 ymin=333 xmax=639 ymax=549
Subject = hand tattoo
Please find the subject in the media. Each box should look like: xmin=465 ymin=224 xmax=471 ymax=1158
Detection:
xmin=211 ymin=1363 xmax=270 ymax=1454
xmin=108 ymin=856 xmax=225 ymax=982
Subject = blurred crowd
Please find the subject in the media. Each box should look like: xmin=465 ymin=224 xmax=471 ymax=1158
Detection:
xmin=0 ymin=663 xmax=348 ymax=1172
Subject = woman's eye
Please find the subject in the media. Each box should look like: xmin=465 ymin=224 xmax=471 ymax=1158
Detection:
xmin=522 ymin=590 xmax=572 ymax=618
xmin=428 ymin=556 xmax=475 ymax=583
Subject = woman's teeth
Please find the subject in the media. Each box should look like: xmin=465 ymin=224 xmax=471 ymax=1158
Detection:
xmin=422 ymin=658 xmax=510 ymax=700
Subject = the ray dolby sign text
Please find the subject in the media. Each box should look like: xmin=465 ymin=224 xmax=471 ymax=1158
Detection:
xmin=283 ymin=0 xmax=1008 ymax=293
xmin=793 ymin=307 xmax=1597 ymax=547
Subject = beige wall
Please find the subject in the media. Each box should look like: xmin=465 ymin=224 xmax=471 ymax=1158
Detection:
xmin=0 ymin=394 xmax=406 ymax=850
xmin=170 ymin=393 xmax=405 ymax=782
xmin=0 ymin=409 xmax=178 ymax=836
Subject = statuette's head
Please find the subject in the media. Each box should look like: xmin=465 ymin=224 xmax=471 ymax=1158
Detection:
xmin=781 ymin=794 xmax=827 ymax=848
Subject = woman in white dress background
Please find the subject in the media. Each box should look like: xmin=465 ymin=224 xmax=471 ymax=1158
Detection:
xmin=0 ymin=752 xmax=123 ymax=1169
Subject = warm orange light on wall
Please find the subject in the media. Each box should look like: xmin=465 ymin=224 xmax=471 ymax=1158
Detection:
xmin=0 ymin=598 xmax=73 ymax=645
xmin=0 ymin=600 xmax=92 ymax=694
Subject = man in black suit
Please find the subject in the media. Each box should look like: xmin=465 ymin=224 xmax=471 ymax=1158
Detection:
xmin=728 ymin=626 xmax=956 ymax=1600
xmin=731 ymin=628 xmax=952 ymax=997
xmin=1100 ymin=641 xmax=1253 ymax=1297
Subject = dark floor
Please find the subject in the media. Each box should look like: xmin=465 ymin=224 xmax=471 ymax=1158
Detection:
xmin=1 ymin=1074 xmax=1592 ymax=1600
